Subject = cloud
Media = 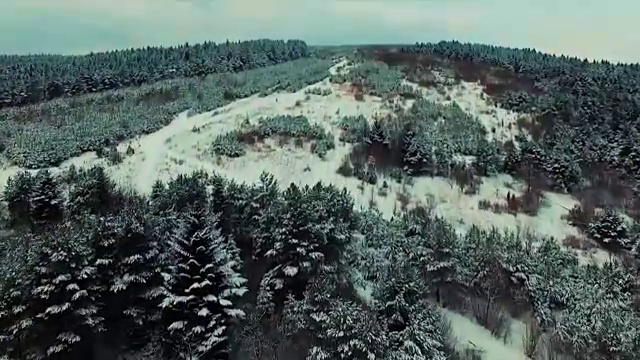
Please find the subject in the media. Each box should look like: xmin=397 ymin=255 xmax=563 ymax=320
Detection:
xmin=0 ymin=0 xmax=638 ymax=63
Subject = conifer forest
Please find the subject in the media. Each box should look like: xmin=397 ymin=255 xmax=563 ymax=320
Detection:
xmin=1 ymin=37 xmax=640 ymax=360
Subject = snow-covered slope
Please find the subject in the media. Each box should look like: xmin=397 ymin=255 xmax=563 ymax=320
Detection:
xmin=0 ymin=58 xmax=611 ymax=359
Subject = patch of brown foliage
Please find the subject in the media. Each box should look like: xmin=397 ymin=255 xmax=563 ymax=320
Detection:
xmin=450 ymin=164 xmax=482 ymax=195
xmin=362 ymin=47 xmax=542 ymax=98
xmin=478 ymin=188 xmax=543 ymax=216
xmin=562 ymin=234 xmax=597 ymax=251
xmin=338 ymin=82 xmax=365 ymax=101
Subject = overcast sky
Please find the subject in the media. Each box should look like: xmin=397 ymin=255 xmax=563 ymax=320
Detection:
xmin=1 ymin=0 xmax=638 ymax=63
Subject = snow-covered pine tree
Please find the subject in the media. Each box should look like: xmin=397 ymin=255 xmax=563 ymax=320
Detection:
xmin=473 ymin=139 xmax=501 ymax=176
xmin=256 ymin=182 xmax=355 ymax=313
xmin=90 ymin=206 xmax=164 ymax=352
xmin=149 ymin=179 xmax=170 ymax=214
xmin=67 ymin=165 xmax=112 ymax=216
xmin=553 ymin=263 xmax=640 ymax=359
xmin=149 ymin=172 xmax=210 ymax=217
xmin=2 ymin=171 xmax=36 ymax=228
xmin=29 ymin=170 xmax=63 ymax=226
xmin=161 ymin=212 xmax=247 ymax=359
xmin=587 ymin=208 xmax=629 ymax=250
xmin=248 ymin=172 xmax=282 ymax=255
xmin=543 ymin=153 xmax=583 ymax=192
xmin=366 ymin=119 xmax=389 ymax=146
xmin=19 ymin=221 xmax=102 ymax=359
xmin=372 ymin=251 xmax=449 ymax=360
xmin=519 ymin=138 xmax=546 ymax=172
xmin=283 ymin=269 xmax=388 ymax=360
xmin=0 ymin=257 xmax=31 ymax=360
xmin=400 ymin=211 xmax=459 ymax=305
xmin=502 ymin=141 xmax=522 ymax=175
xmin=384 ymin=304 xmax=450 ymax=360
xmin=619 ymin=129 xmax=640 ymax=176
xmin=402 ymin=128 xmax=435 ymax=175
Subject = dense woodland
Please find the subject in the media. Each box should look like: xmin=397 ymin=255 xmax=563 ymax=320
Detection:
xmin=0 ymin=58 xmax=332 ymax=168
xmin=1 ymin=166 xmax=639 ymax=360
xmin=0 ymin=39 xmax=309 ymax=108
xmin=395 ymin=42 xmax=640 ymax=206
xmin=1 ymin=38 xmax=640 ymax=360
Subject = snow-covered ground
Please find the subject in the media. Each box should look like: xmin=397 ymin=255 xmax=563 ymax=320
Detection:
xmin=0 ymin=58 xmax=611 ymax=359
xmin=444 ymin=309 xmax=529 ymax=360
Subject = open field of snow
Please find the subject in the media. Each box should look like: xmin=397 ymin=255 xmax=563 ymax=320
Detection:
xmin=0 ymin=59 xmax=614 ymax=359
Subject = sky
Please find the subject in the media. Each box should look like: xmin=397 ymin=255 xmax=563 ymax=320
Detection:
xmin=1 ymin=0 xmax=639 ymax=63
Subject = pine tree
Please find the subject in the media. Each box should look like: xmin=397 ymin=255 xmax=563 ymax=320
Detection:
xmin=587 ymin=209 xmax=629 ymax=250
xmin=2 ymin=171 xmax=36 ymax=228
xmin=502 ymin=142 xmax=522 ymax=175
xmin=256 ymin=182 xmax=355 ymax=312
xmin=161 ymin=213 xmax=247 ymax=359
xmin=67 ymin=165 xmax=112 ymax=216
xmin=366 ymin=119 xmax=389 ymax=145
xmin=149 ymin=179 xmax=169 ymax=214
xmin=150 ymin=172 xmax=211 ymax=216
xmin=0 ymin=264 xmax=30 ymax=359
xmin=520 ymin=140 xmax=546 ymax=172
xmin=283 ymin=270 xmax=387 ymax=360
xmin=2 ymin=170 xmax=63 ymax=231
xmin=91 ymin=206 xmax=164 ymax=352
xmin=402 ymin=129 xmax=434 ymax=175
xmin=29 ymin=170 xmax=63 ymax=226
xmin=401 ymin=211 xmax=459 ymax=305
xmin=19 ymin=221 xmax=102 ymax=359
xmin=474 ymin=139 xmax=501 ymax=176
xmin=384 ymin=304 xmax=449 ymax=360
xmin=372 ymin=250 xmax=449 ymax=360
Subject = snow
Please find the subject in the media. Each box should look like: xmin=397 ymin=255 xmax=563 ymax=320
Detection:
xmin=443 ymin=309 xmax=529 ymax=360
xmin=0 ymin=58 xmax=615 ymax=359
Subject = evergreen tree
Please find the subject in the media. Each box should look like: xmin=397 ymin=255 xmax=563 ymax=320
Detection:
xmin=474 ymin=139 xmax=501 ymax=176
xmin=283 ymin=270 xmax=388 ymax=360
xmin=0 ymin=254 xmax=31 ymax=360
xmin=67 ymin=166 xmax=112 ymax=216
xmin=29 ymin=170 xmax=63 ymax=226
xmin=2 ymin=171 xmax=36 ymax=228
xmin=155 ymin=172 xmax=209 ymax=215
xmin=2 ymin=170 xmax=63 ymax=231
xmin=502 ymin=141 xmax=522 ymax=175
xmin=18 ymin=221 xmax=102 ymax=359
xmin=587 ymin=209 xmax=629 ymax=250
xmin=161 ymin=213 xmax=247 ymax=359
xmin=366 ymin=119 xmax=389 ymax=145
xmin=256 ymin=182 xmax=354 ymax=312
xmin=91 ymin=206 xmax=164 ymax=352
xmin=402 ymin=128 xmax=435 ymax=175
xmin=372 ymin=248 xmax=449 ymax=360
xmin=401 ymin=211 xmax=459 ymax=305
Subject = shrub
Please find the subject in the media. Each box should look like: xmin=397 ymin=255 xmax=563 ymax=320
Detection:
xmin=232 ymin=115 xmax=335 ymax=158
xmin=331 ymin=61 xmax=406 ymax=97
xmin=304 ymin=87 xmax=332 ymax=96
xmin=336 ymin=155 xmax=354 ymax=177
xmin=338 ymin=115 xmax=370 ymax=143
xmin=563 ymin=203 xmax=595 ymax=230
xmin=211 ymin=131 xmax=246 ymax=158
